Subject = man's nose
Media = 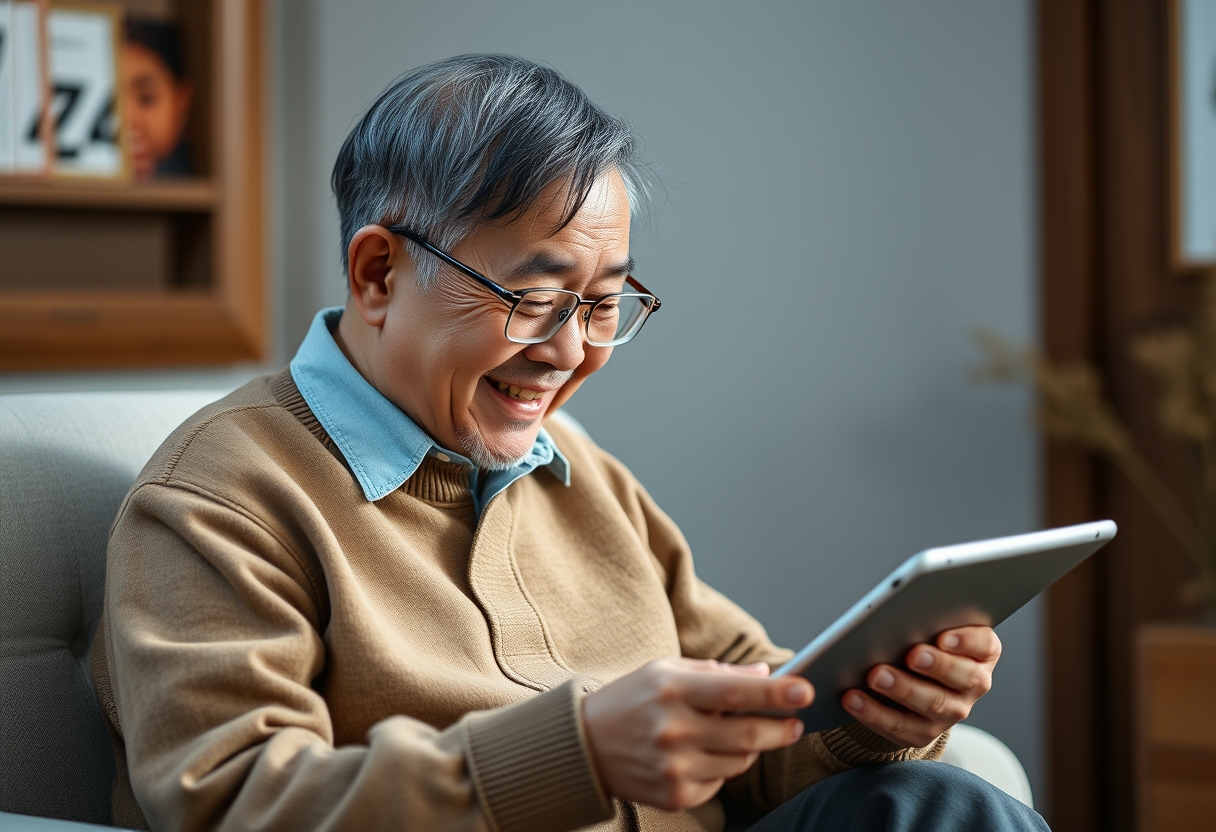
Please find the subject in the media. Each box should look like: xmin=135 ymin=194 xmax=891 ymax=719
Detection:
xmin=524 ymin=307 xmax=586 ymax=371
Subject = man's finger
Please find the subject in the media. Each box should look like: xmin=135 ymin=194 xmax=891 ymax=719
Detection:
xmin=936 ymin=626 xmax=1002 ymax=661
xmin=902 ymin=647 xmax=993 ymax=695
xmin=864 ymin=665 xmax=972 ymax=725
xmin=679 ymin=672 xmax=813 ymax=714
xmin=692 ymin=712 xmax=805 ymax=755
xmin=679 ymin=750 xmax=759 ymax=783
xmin=842 ymin=689 xmax=943 ymax=749
xmin=720 ymin=662 xmax=773 ymax=677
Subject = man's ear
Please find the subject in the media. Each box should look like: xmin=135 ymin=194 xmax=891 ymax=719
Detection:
xmin=346 ymin=225 xmax=406 ymax=327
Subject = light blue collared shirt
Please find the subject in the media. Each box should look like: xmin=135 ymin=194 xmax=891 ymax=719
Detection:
xmin=289 ymin=308 xmax=570 ymax=515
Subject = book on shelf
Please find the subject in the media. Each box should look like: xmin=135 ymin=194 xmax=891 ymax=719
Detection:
xmin=0 ymin=2 xmax=14 ymax=172
xmin=0 ymin=0 xmax=52 ymax=175
xmin=48 ymin=2 xmax=123 ymax=177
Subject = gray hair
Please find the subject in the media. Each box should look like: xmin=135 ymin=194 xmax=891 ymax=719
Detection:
xmin=331 ymin=54 xmax=654 ymax=286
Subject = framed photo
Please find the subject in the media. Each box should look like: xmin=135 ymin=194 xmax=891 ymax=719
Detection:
xmin=1170 ymin=0 xmax=1216 ymax=270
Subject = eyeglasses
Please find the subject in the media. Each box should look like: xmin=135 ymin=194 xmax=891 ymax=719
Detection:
xmin=386 ymin=225 xmax=661 ymax=347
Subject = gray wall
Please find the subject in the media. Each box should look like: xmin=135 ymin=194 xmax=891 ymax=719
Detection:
xmin=2 ymin=0 xmax=1044 ymax=810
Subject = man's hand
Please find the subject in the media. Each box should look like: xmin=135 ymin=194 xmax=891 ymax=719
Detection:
xmin=842 ymin=625 xmax=1001 ymax=748
xmin=581 ymin=657 xmax=813 ymax=811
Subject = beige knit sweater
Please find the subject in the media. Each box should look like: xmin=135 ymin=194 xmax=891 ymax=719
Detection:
xmin=91 ymin=370 xmax=946 ymax=832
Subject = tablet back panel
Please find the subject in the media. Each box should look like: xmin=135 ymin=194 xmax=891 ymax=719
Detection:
xmin=778 ymin=521 xmax=1116 ymax=733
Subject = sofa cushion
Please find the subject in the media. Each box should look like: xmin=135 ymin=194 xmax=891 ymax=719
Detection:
xmin=0 ymin=391 xmax=224 ymax=824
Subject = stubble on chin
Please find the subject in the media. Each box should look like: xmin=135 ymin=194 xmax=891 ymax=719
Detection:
xmin=455 ymin=419 xmax=536 ymax=471
xmin=463 ymin=354 xmax=571 ymax=470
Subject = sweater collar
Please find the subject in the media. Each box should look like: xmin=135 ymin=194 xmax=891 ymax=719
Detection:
xmin=289 ymin=308 xmax=570 ymax=505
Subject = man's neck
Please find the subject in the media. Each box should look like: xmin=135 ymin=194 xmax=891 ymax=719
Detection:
xmin=332 ymin=303 xmax=373 ymax=382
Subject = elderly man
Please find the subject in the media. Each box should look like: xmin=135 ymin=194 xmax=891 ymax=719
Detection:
xmin=92 ymin=55 xmax=1047 ymax=831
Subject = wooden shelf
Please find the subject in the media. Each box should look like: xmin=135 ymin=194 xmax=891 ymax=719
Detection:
xmin=0 ymin=289 xmax=261 ymax=369
xmin=0 ymin=0 xmax=267 ymax=370
xmin=0 ymin=177 xmax=218 ymax=211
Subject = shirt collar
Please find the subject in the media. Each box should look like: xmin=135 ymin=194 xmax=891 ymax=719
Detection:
xmin=289 ymin=308 xmax=570 ymax=504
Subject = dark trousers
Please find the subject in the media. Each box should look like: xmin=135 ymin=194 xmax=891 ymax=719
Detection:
xmin=745 ymin=761 xmax=1050 ymax=831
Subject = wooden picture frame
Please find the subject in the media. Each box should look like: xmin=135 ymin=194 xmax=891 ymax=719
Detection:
xmin=1169 ymin=0 xmax=1216 ymax=272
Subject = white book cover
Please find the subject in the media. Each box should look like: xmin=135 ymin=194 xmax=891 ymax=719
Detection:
xmin=48 ymin=6 xmax=121 ymax=177
xmin=12 ymin=0 xmax=45 ymax=174
xmin=0 ymin=1 xmax=15 ymax=172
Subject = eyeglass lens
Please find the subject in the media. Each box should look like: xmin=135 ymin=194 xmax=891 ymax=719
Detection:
xmin=506 ymin=290 xmax=655 ymax=346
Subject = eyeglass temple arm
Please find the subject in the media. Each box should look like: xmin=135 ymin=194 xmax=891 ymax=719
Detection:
xmin=390 ymin=225 xmax=660 ymax=313
xmin=626 ymin=276 xmax=662 ymax=312
xmin=386 ymin=226 xmax=520 ymax=305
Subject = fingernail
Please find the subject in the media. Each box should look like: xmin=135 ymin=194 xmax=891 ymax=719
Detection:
xmin=785 ymin=682 xmax=811 ymax=705
xmin=913 ymin=652 xmax=934 ymax=670
xmin=846 ymin=692 xmax=864 ymax=711
xmin=873 ymin=669 xmax=895 ymax=690
xmin=790 ymin=721 xmax=805 ymax=742
xmin=943 ymin=634 xmax=961 ymax=649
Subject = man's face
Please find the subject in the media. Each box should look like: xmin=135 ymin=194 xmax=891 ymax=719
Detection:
xmin=368 ymin=170 xmax=632 ymax=468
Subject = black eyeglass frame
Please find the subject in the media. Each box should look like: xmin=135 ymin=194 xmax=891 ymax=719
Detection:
xmin=385 ymin=225 xmax=661 ymax=347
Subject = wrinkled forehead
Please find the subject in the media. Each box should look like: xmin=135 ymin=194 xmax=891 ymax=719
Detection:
xmin=494 ymin=170 xmax=632 ymax=239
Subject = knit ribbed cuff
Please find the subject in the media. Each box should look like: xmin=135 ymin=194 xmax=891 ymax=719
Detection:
xmin=819 ymin=722 xmax=952 ymax=766
xmin=465 ymin=679 xmax=613 ymax=832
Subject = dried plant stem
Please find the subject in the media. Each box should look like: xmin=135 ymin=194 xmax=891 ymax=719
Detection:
xmin=1111 ymin=447 xmax=1208 ymax=573
xmin=972 ymin=327 xmax=1216 ymax=605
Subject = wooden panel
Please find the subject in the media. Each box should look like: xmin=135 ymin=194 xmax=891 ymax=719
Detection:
xmin=1038 ymin=0 xmax=1102 ymax=827
xmin=1140 ymin=626 xmax=1216 ymax=748
xmin=0 ymin=208 xmax=170 ymax=290
xmin=1097 ymin=3 xmax=1202 ymax=828
xmin=1040 ymin=1 xmax=1210 ymax=830
xmin=1144 ymin=774 xmax=1216 ymax=832
xmin=1137 ymin=627 xmax=1216 ymax=832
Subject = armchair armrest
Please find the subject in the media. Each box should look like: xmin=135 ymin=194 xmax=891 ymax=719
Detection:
xmin=938 ymin=723 xmax=1034 ymax=807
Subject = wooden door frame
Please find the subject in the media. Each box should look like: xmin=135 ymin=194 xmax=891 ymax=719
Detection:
xmin=1040 ymin=2 xmax=1205 ymax=829
xmin=1039 ymin=1 xmax=1102 ymax=828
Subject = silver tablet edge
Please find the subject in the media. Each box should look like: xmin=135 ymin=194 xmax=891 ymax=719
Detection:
xmin=770 ymin=519 xmax=1117 ymax=680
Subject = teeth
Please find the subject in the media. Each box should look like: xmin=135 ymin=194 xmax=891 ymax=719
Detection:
xmin=493 ymin=379 xmax=541 ymax=402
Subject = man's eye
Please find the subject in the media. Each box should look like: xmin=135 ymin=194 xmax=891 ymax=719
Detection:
xmin=516 ymin=300 xmax=554 ymax=317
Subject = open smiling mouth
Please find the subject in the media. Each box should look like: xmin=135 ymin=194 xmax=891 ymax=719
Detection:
xmin=488 ymin=377 xmax=544 ymax=402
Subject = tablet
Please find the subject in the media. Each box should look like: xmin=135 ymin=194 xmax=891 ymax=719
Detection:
xmin=770 ymin=520 xmax=1116 ymax=733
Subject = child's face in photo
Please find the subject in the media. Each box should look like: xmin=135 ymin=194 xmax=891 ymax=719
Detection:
xmin=122 ymin=42 xmax=192 ymax=178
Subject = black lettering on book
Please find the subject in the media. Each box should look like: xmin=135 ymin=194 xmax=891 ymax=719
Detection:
xmin=45 ymin=82 xmax=83 ymax=157
xmin=88 ymin=95 xmax=116 ymax=145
